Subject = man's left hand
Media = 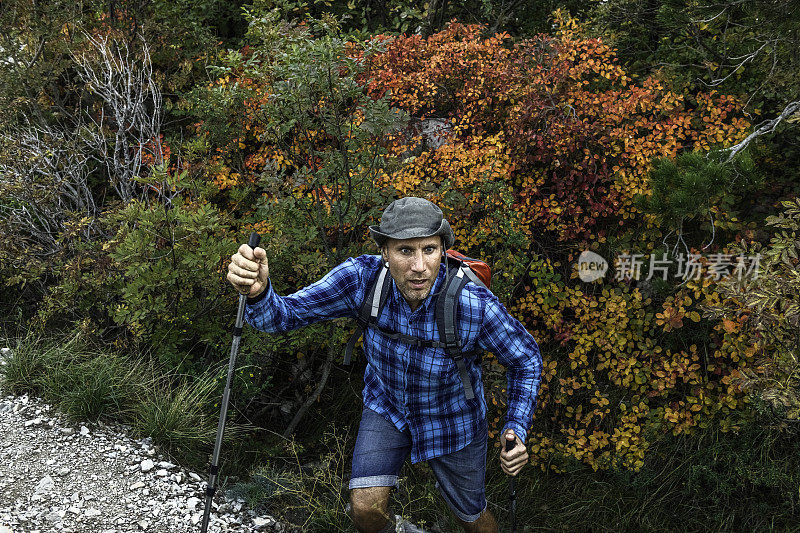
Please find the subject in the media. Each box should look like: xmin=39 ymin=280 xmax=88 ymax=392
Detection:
xmin=499 ymin=429 xmax=528 ymax=476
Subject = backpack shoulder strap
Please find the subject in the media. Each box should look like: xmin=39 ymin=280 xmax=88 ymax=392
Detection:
xmin=462 ymin=263 xmax=487 ymax=289
xmin=344 ymin=262 xmax=391 ymax=365
xmin=435 ymin=263 xmax=477 ymax=400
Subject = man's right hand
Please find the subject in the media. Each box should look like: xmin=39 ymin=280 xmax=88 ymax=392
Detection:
xmin=227 ymin=243 xmax=270 ymax=298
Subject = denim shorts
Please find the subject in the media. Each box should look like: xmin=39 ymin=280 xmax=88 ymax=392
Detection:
xmin=349 ymin=406 xmax=488 ymax=523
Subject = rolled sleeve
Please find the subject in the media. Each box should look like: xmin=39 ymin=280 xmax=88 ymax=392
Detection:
xmin=476 ymin=292 xmax=542 ymax=445
xmin=244 ymin=257 xmax=362 ymax=333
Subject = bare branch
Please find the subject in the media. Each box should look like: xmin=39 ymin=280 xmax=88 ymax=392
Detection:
xmin=72 ymin=32 xmax=163 ymax=203
xmin=720 ymin=99 xmax=800 ymax=162
xmin=700 ymin=39 xmax=773 ymax=88
xmin=0 ymin=121 xmax=96 ymax=256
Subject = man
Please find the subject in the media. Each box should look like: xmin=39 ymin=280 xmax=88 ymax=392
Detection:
xmin=227 ymin=197 xmax=542 ymax=533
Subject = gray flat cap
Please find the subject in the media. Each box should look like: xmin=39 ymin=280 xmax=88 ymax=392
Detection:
xmin=369 ymin=197 xmax=455 ymax=249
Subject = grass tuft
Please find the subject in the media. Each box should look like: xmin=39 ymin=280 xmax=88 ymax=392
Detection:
xmin=130 ymin=370 xmax=251 ymax=462
xmin=227 ymin=425 xmax=355 ymax=532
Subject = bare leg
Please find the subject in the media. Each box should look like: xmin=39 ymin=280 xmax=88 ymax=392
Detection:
xmin=455 ymin=507 xmax=498 ymax=533
xmin=350 ymin=486 xmax=394 ymax=533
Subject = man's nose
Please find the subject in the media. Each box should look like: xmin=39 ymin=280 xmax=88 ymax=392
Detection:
xmin=410 ymin=252 xmax=426 ymax=272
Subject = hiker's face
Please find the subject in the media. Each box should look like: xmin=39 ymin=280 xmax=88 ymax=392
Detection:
xmin=382 ymin=236 xmax=442 ymax=311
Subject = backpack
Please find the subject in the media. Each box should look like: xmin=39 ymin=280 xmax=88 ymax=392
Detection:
xmin=343 ymin=250 xmax=491 ymax=400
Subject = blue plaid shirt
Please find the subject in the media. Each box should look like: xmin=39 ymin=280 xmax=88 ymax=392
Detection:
xmin=245 ymin=254 xmax=542 ymax=464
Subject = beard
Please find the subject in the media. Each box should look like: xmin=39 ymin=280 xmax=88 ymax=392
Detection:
xmin=398 ymin=276 xmax=434 ymax=308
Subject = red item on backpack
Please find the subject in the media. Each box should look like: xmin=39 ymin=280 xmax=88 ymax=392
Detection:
xmin=446 ymin=250 xmax=491 ymax=290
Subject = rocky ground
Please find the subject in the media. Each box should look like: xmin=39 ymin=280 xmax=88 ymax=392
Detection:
xmin=0 ymin=347 xmax=286 ymax=533
xmin=0 ymin=347 xmax=431 ymax=533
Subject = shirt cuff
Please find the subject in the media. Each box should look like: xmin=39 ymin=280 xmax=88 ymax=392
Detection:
xmin=246 ymin=279 xmax=272 ymax=305
xmin=501 ymin=421 xmax=528 ymax=446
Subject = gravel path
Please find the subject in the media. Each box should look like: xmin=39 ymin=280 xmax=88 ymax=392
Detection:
xmin=0 ymin=349 xmax=285 ymax=533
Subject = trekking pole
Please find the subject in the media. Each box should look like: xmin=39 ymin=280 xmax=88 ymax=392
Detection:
xmin=505 ymin=435 xmax=517 ymax=533
xmin=200 ymin=232 xmax=260 ymax=533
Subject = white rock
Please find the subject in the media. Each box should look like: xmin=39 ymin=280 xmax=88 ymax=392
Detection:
xmin=189 ymin=473 xmax=202 ymax=482
xmin=158 ymin=461 xmax=176 ymax=469
xmin=85 ymin=508 xmax=101 ymax=517
xmin=68 ymin=506 xmax=81 ymax=515
xmin=45 ymin=509 xmax=64 ymax=522
xmin=130 ymin=481 xmax=145 ymax=490
xmin=140 ymin=459 xmax=154 ymax=472
xmin=137 ymin=519 xmax=149 ymax=530
xmin=155 ymin=469 xmax=168 ymax=477
xmin=397 ymin=517 xmax=429 ymax=533
xmin=253 ymin=516 xmax=274 ymax=527
xmin=34 ymin=475 xmax=55 ymax=495
xmin=186 ymin=497 xmax=201 ymax=510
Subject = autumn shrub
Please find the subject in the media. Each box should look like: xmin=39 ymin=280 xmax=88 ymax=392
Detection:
xmin=703 ymin=197 xmax=800 ymax=423
xmin=164 ymin=9 xmax=772 ymax=475
xmin=178 ymin=10 xmax=413 ymax=434
xmin=486 ymin=420 xmax=800 ymax=531
xmin=346 ymin=15 xmax=760 ymax=473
